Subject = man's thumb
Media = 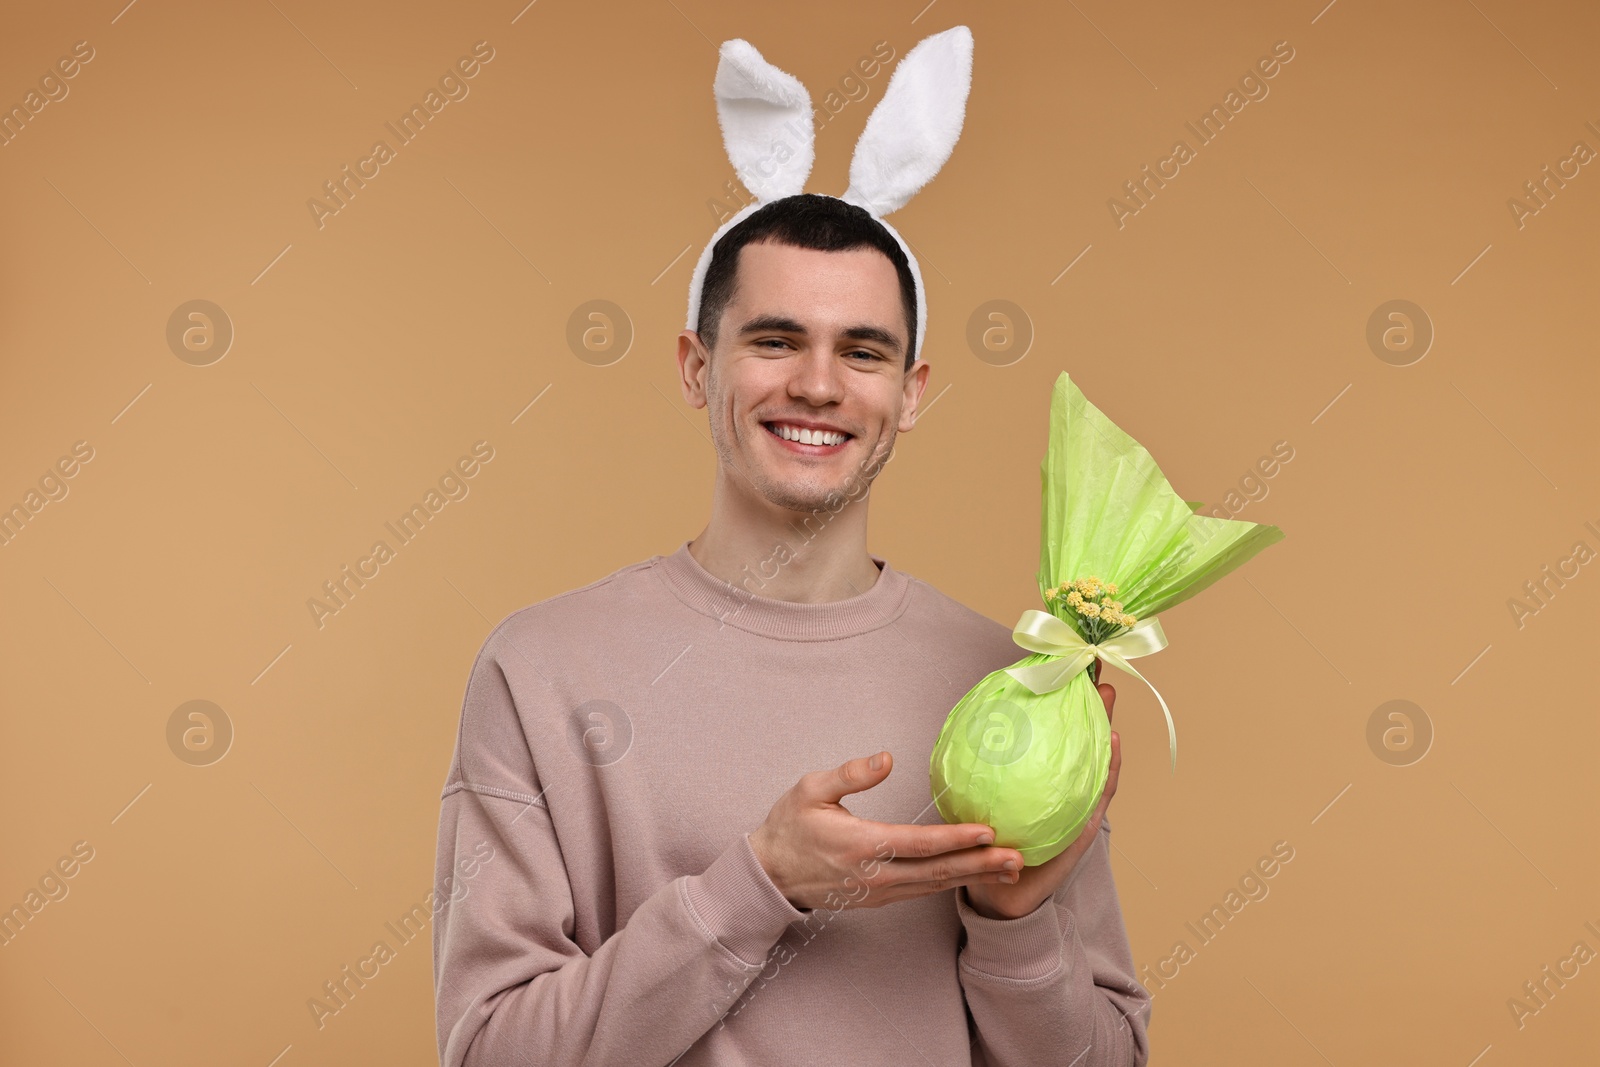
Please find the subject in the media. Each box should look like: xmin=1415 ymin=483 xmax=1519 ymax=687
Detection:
xmin=822 ymin=751 xmax=891 ymax=802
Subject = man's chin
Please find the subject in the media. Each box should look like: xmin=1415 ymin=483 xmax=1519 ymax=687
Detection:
xmin=755 ymin=479 xmax=860 ymax=516
xmin=753 ymin=452 xmax=887 ymax=513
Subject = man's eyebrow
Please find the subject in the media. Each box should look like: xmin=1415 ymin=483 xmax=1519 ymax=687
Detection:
xmin=736 ymin=315 xmax=903 ymax=355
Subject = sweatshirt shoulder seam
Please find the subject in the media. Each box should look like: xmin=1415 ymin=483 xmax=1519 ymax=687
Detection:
xmin=905 ymin=573 xmax=1011 ymax=631
xmin=441 ymin=779 xmax=546 ymax=807
xmin=488 ymin=556 xmax=661 ymax=636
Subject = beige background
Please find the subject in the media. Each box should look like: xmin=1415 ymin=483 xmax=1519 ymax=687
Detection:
xmin=2 ymin=0 xmax=1596 ymax=1062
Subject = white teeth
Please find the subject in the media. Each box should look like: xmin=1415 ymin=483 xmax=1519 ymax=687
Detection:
xmin=771 ymin=423 xmax=846 ymax=446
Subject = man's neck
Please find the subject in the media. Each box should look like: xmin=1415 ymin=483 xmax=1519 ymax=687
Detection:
xmin=688 ymin=497 xmax=883 ymax=605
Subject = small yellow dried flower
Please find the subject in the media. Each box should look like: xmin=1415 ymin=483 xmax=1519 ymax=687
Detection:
xmin=1051 ymin=574 xmax=1139 ymax=640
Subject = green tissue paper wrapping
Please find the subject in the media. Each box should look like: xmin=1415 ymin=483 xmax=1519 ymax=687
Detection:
xmin=929 ymin=372 xmax=1285 ymax=866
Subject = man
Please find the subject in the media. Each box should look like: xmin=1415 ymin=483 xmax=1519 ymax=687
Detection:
xmin=432 ymin=193 xmax=1152 ymax=1065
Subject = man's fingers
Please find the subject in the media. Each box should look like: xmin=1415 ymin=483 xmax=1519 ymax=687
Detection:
xmin=1102 ymin=730 xmax=1121 ymax=807
xmin=866 ymin=844 xmax=1023 ymax=891
xmin=855 ymin=817 xmax=1008 ymax=864
xmin=1098 ymin=681 xmax=1116 ymax=720
xmin=1063 ymin=731 xmax=1122 ymax=855
xmin=850 ymin=866 xmax=1020 ymax=908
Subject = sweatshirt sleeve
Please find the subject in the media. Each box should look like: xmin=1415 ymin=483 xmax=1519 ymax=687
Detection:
xmin=953 ymin=815 xmax=1152 ymax=1066
xmin=432 ymin=631 xmax=816 ymax=1067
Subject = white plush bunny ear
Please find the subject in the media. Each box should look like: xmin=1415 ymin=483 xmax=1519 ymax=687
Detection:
xmin=713 ymin=39 xmax=816 ymax=203
xmin=841 ymin=25 xmax=973 ymax=216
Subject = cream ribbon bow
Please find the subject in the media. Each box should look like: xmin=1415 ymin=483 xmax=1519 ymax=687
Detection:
xmin=1003 ymin=609 xmax=1178 ymax=772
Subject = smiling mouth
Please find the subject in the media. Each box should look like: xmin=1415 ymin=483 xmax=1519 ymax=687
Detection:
xmin=762 ymin=421 xmax=853 ymax=452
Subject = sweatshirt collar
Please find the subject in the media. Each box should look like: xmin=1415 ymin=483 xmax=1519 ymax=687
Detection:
xmin=653 ymin=539 xmax=912 ymax=641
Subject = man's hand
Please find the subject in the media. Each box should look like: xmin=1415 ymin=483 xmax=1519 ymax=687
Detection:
xmin=962 ymin=664 xmax=1120 ymax=921
xmin=749 ymin=754 xmax=1024 ymax=913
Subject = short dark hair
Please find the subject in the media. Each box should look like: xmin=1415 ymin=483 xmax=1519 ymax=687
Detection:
xmin=695 ymin=194 xmax=918 ymax=370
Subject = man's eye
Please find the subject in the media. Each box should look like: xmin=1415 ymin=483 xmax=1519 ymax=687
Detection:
xmin=754 ymin=339 xmax=882 ymax=361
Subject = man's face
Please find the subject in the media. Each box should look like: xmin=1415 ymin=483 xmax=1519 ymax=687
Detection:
xmin=680 ymin=239 xmax=930 ymax=516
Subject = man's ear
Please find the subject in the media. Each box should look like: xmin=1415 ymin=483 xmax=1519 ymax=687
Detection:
xmin=677 ymin=330 xmax=711 ymax=409
xmin=898 ymin=359 xmax=932 ymax=432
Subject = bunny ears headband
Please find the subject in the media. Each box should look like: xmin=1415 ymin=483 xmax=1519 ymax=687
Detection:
xmin=685 ymin=26 xmax=975 ymax=366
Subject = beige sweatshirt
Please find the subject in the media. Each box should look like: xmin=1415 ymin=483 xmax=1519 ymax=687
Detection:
xmin=432 ymin=540 xmax=1152 ymax=1065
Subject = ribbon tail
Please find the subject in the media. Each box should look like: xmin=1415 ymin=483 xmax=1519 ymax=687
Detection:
xmin=1095 ymin=648 xmax=1177 ymax=774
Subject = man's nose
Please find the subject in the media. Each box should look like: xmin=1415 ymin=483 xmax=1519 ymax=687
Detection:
xmin=787 ymin=345 xmax=847 ymax=404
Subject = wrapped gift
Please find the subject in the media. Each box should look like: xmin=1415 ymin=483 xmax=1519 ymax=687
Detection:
xmin=929 ymin=372 xmax=1285 ymax=865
